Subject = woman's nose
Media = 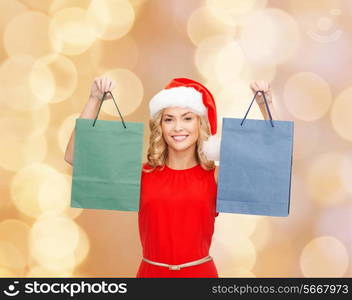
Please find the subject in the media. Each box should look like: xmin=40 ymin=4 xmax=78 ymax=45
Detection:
xmin=174 ymin=120 xmax=183 ymax=131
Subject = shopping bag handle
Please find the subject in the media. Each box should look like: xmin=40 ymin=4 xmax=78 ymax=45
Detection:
xmin=240 ymin=90 xmax=274 ymax=127
xmin=92 ymin=91 xmax=127 ymax=128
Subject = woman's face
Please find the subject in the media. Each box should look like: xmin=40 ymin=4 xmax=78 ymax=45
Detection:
xmin=161 ymin=107 xmax=200 ymax=152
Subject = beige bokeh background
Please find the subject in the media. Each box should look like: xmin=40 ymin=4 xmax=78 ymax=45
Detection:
xmin=0 ymin=0 xmax=351 ymax=277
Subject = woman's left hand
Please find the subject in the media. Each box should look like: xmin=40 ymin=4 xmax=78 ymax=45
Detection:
xmin=250 ymin=80 xmax=273 ymax=105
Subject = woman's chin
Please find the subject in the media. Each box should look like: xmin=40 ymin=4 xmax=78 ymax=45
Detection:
xmin=167 ymin=141 xmax=196 ymax=152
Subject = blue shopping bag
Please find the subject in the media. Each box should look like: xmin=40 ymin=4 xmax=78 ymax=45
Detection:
xmin=217 ymin=91 xmax=294 ymax=217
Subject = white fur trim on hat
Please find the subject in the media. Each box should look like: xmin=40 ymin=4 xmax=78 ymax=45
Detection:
xmin=149 ymin=86 xmax=206 ymax=118
xmin=201 ymin=134 xmax=221 ymax=162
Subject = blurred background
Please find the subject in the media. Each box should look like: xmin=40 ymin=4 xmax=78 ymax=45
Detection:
xmin=0 ymin=0 xmax=351 ymax=277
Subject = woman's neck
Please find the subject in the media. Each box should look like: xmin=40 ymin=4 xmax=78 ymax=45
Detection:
xmin=166 ymin=147 xmax=198 ymax=170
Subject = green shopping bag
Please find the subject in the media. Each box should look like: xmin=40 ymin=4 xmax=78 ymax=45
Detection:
xmin=70 ymin=91 xmax=144 ymax=211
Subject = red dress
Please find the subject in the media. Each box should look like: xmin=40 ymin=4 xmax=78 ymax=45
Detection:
xmin=136 ymin=162 xmax=219 ymax=278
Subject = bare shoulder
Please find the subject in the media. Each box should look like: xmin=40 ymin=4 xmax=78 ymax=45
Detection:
xmin=214 ymin=165 xmax=218 ymax=184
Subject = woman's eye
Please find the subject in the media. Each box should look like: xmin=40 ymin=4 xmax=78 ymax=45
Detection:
xmin=164 ymin=117 xmax=192 ymax=122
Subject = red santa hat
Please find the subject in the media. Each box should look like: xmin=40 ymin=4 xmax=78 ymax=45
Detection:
xmin=149 ymin=78 xmax=221 ymax=161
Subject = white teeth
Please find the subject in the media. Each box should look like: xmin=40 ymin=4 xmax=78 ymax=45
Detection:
xmin=172 ymin=135 xmax=188 ymax=141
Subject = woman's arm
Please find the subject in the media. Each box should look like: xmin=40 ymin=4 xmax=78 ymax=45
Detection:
xmin=250 ymin=80 xmax=279 ymax=120
xmin=64 ymin=97 xmax=102 ymax=165
xmin=64 ymin=77 xmax=116 ymax=166
xmin=214 ymin=165 xmax=218 ymax=184
xmin=257 ymin=97 xmax=278 ymax=120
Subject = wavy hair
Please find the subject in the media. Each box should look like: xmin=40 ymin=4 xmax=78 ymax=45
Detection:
xmin=142 ymin=108 xmax=215 ymax=173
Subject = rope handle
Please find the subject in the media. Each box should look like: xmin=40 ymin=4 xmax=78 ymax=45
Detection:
xmin=240 ymin=90 xmax=274 ymax=127
xmin=92 ymin=91 xmax=127 ymax=128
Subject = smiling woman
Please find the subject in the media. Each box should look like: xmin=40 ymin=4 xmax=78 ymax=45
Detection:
xmin=144 ymin=106 xmax=215 ymax=173
xmin=145 ymin=78 xmax=218 ymax=172
xmin=136 ymin=78 xmax=221 ymax=277
xmin=63 ymin=76 xmax=274 ymax=278
xmin=136 ymin=77 xmax=275 ymax=278
xmin=163 ymin=110 xmax=197 ymax=143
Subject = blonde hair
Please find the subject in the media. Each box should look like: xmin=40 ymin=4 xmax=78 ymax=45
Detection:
xmin=143 ymin=108 xmax=215 ymax=173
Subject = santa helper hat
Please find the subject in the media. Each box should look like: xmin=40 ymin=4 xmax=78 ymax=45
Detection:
xmin=149 ymin=78 xmax=221 ymax=161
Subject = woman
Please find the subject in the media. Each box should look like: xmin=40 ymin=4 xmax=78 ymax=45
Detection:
xmin=64 ymin=77 xmax=277 ymax=277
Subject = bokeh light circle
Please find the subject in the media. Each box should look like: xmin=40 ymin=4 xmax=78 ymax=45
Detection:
xmin=30 ymin=54 xmax=78 ymax=104
xmin=239 ymin=8 xmax=300 ymax=64
xmin=214 ymin=235 xmax=257 ymax=271
xmin=283 ymin=72 xmax=332 ymax=121
xmin=38 ymin=172 xmax=82 ymax=219
xmin=49 ymin=8 xmax=97 ymax=55
xmin=74 ymin=225 xmax=90 ymax=266
xmin=87 ymin=0 xmax=135 ymax=40
xmin=213 ymin=214 xmax=257 ymax=271
xmin=214 ymin=41 xmax=245 ymax=85
xmin=4 ymin=11 xmax=54 ymax=58
xmin=0 ymin=0 xmax=27 ymax=35
xmin=215 ymin=213 xmax=259 ymax=238
xmin=0 ymin=118 xmax=47 ymax=171
xmin=315 ymin=203 xmax=352 ymax=249
xmin=29 ymin=214 xmax=80 ymax=263
xmin=0 ymin=55 xmax=48 ymax=111
xmin=306 ymin=152 xmax=347 ymax=206
xmin=187 ymin=6 xmax=236 ymax=46
xmin=250 ymin=217 xmax=272 ymax=251
xmin=195 ymin=34 xmax=234 ymax=80
xmin=100 ymin=68 xmax=144 ymax=116
xmin=11 ymin=163 xmax=59 ymax=218
xmin=300 ymin=236 xmax=349 ymax=277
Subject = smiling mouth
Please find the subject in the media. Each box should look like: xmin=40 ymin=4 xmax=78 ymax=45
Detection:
xmin=171 ymin=135 xmax=189 ymax=142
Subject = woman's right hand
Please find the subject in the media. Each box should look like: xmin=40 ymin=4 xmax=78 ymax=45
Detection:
xmin=89 ymin=76 xmax=117 ymax=101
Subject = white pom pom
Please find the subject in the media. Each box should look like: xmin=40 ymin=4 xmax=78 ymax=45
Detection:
xmin=201 ymin=134 xmax=221 ymax=161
